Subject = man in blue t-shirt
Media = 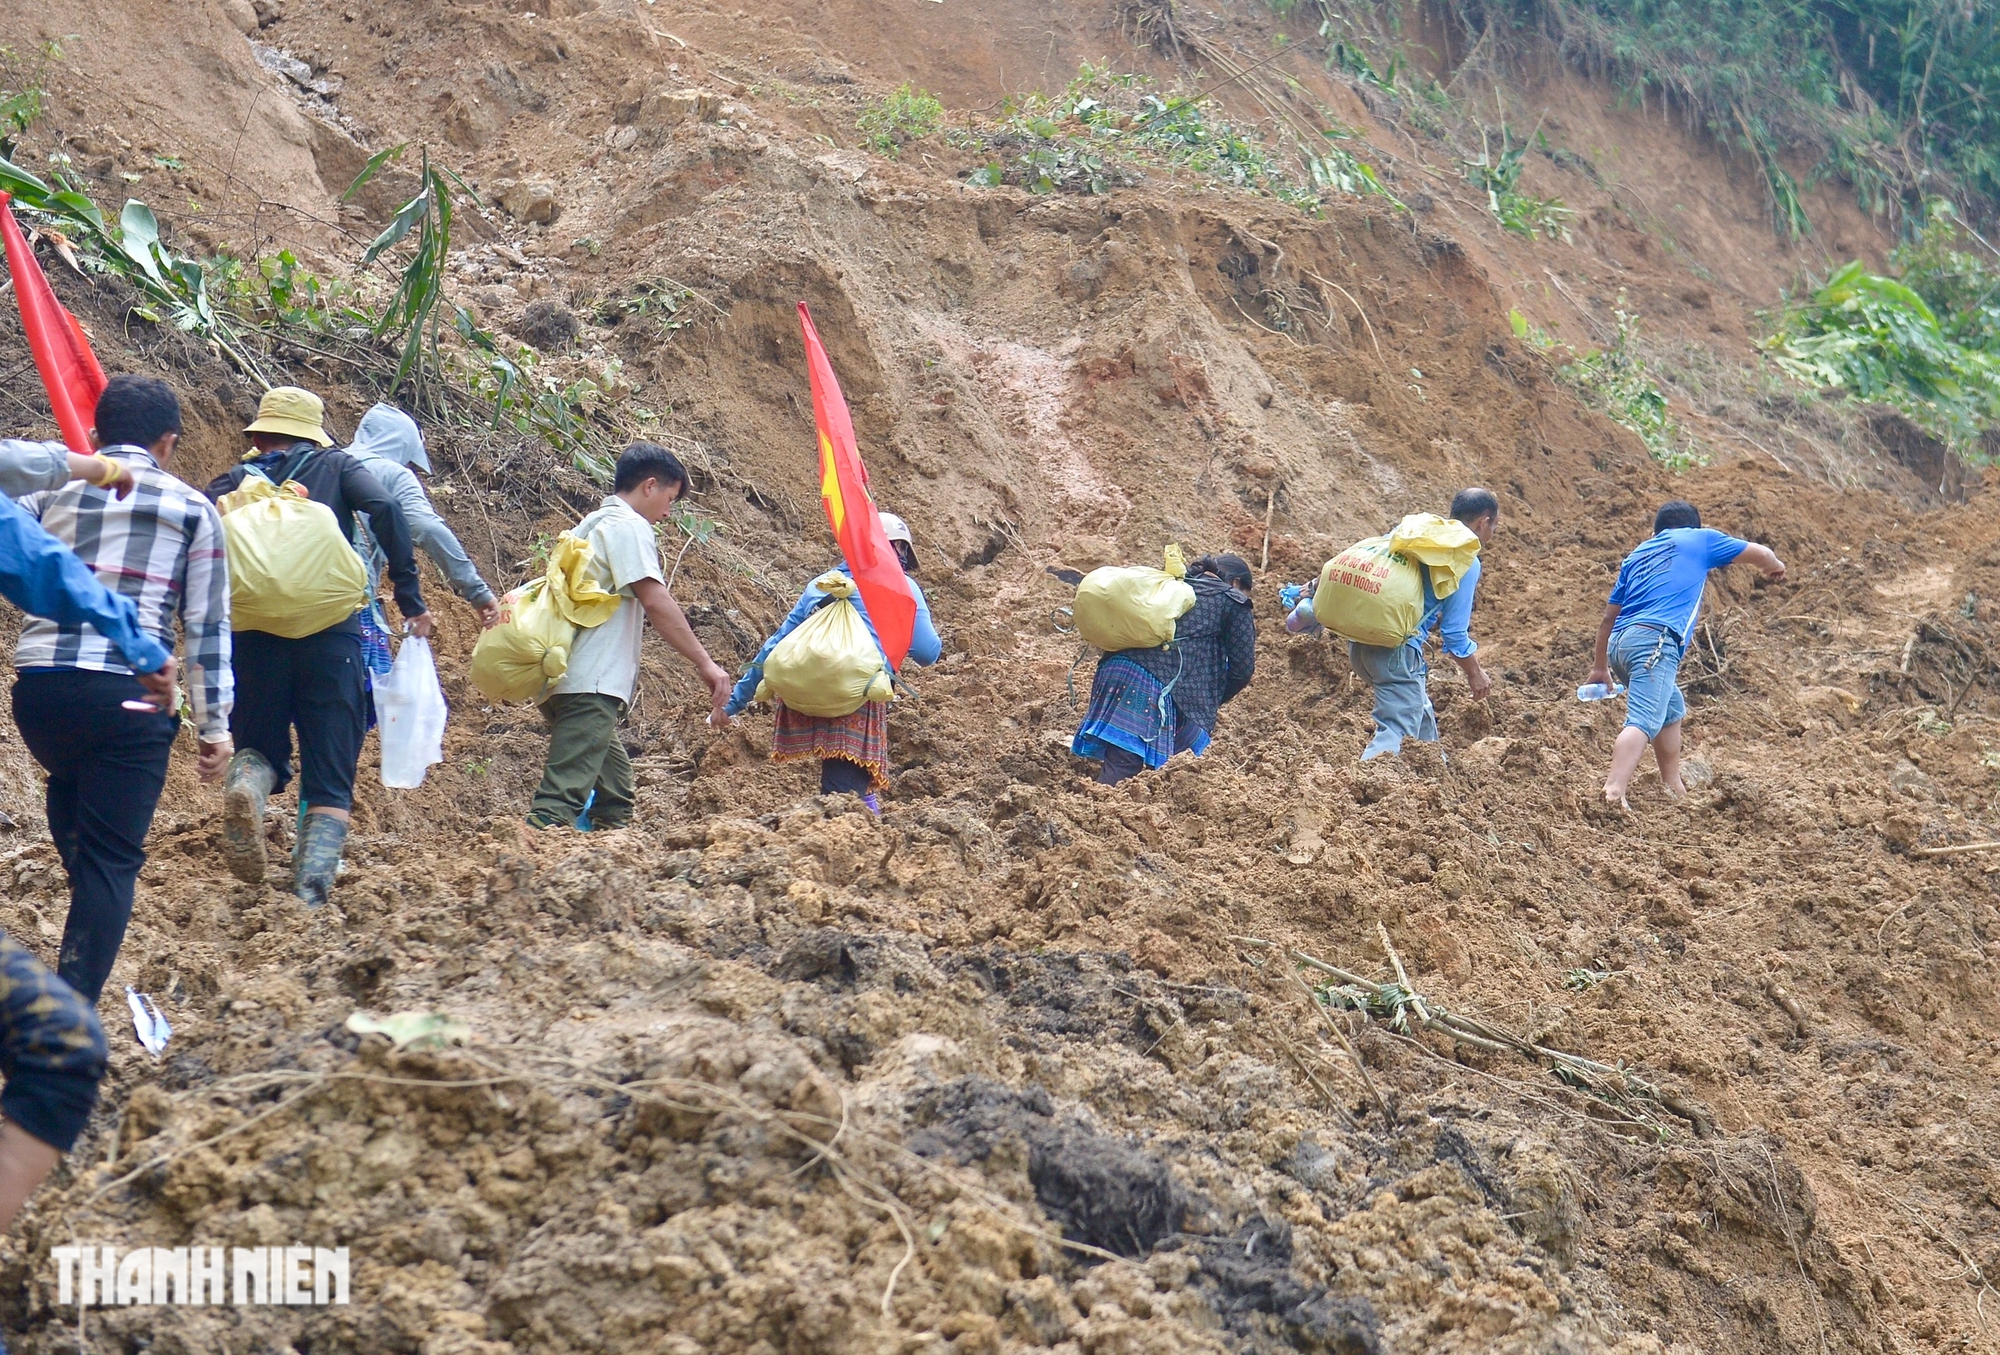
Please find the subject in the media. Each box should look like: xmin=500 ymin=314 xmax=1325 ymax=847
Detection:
xmin=1586 ymin=500 xmax=1785 ymax=806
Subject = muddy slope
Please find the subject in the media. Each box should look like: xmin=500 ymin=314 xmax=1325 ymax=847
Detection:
xmin=1 ymin=1 xmax=1999 ymax=1353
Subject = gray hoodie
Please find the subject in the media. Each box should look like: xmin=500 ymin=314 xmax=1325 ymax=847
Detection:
xmin=345 ymin=405 xmax=496 ymax=609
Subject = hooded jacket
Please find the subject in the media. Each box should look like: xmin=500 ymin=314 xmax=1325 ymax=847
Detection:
xmin=344 ymin=405 xmax=495 ymax=609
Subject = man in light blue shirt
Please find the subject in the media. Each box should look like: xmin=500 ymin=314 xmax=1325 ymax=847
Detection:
xmin=1586 ymin=499 xmax=1785 ymax=806
xmin=1289 ymin=487 xmax=1497 ymax=761
xmin=344 ymin=404 xmax=500 ymax=628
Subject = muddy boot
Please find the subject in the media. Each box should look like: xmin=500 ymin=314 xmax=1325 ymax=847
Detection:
xmin=220 ymin=750 xmax=276 ymax=884
xmin=292 ymin=811 xmax=349 ymax=910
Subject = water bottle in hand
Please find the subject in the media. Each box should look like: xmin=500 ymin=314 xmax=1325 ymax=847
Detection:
xmin=1576 ymin=681 xmax=1625 ymax=702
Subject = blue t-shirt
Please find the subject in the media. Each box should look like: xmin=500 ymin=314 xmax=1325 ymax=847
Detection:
xmin=1607 ymin=528 xmax=1748 ymax=641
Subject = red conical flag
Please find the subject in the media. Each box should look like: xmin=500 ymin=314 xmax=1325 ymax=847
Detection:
xmin=797 ymin=302 xmax=916 ymax=670
xmin=0 ymin=193 xmax=107 ymax=453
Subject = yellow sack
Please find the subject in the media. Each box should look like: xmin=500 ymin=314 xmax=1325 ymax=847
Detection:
xmin=753 ymin=573 xmax=895 ymax=718
xmin=543 ymin=532 xmax=622 ymax=628
xmin=217 ymin=475 xmax=369 ymax=639
xmin=1313 ymin=514 xmax=1483 ymax=646
xmin=1313 ymin=537 xmax=1423 ymax=646
xmin=1072 ymin=544 xmax=1198 ymax=652
xmin=469 ymin=578 xmax=575 ymax=703
xmin=1387 ymin=513 xmax=1481 ymax=599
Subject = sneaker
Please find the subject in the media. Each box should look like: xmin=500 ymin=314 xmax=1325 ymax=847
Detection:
xmin=523 ymin=811 xmax=566 ymax=831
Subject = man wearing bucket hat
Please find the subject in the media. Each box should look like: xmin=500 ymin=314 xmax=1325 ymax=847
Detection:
xmin=205 ymin=386 xmax=433 ymax=907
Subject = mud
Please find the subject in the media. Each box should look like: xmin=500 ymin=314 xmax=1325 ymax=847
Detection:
xmin=0 ymin=0 xmax=1998 ymax=1352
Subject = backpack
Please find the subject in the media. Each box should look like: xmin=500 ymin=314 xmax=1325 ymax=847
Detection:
xmin=216 ymin=450 xmax=370 ymax=638
xmin=1312 ymin=513 xmax=1480 ymax=647
xmin=754 ymin=573 xmax=896 ymax=718
xmin=1072 ymin=545 xmax=1198 ymax=652
xmin=468 ymin=533 xmax=621 ymax=702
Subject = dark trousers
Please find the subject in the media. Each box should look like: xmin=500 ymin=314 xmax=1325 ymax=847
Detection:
xmin=531 ymin=693 xmax=635 ymax=828
xmin=820 ymin=758 xmax=874 ymax=796
xmin=12 ymin=669 xmax=178 ymax=1003
xmin=1096 ymin=720 xmax=1204 ymax=786
xmin=231 ymin=628 xmax=367 ymax=811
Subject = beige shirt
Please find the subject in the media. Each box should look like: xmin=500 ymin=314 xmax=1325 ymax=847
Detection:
xmin=547 ymin=496 xmax=663 ymax=703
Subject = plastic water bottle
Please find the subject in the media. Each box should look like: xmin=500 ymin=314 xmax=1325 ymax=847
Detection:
xmin=1576 ymin=682 xmax=1625 ymax=702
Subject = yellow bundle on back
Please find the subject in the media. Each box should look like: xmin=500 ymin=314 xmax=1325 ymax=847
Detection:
xmin=468 ymin=534 xmax=619 ymax=703
xmin=1312 ymin=514 xmax=1480 ymax=647
xmin=469 ymin=579 xmax=575 ymax=703
xmin=754 ymin=573 xmax=895 ymax=718
xmin=217 ymin=475 xmax=369 ymax=639
xmin=1072 ymin=544 xmax=1198 ymax=652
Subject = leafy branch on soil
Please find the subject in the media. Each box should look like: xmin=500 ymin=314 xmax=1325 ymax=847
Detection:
xmin=1549 ymin=308 xmax=1707 ymax=471
xmin=1763 ymin=203 xmax=2000 ymax=453
xmin=960 ymin=63 xmax=1397 ymax=212
xmin=1230 ymin=932 xmax=1716 ymax=1141
xmin=1463 ymin=129 xmax=1574 ymax=242
xmin=858 ymin=84 xmax=944 ymax=158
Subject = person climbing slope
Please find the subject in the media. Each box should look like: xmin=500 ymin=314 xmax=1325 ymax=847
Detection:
xmin=0 ymin=933 xmax=107 ymax=1236
xmin=9 ymin=375 xmax=233 ymax=1003
xmin=1585 ymin=499 xmax=1785 ymax=807
xmin=1288 ymin=488 xmax=1497 ymax=762
xmin=205 ymin=386 xmax=432 ymax=906
xmin=725 ymin=511 xmax=941 ymax=811
xmin=345 ymin=403 xmax=502 ymax=630
xmin=1074 ymin=553 xmax=1257 ymax=785
xmin=525 ymin=442 xmax=734 ymax=832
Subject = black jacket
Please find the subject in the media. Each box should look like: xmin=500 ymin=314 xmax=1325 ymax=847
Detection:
xmin=206 ymin=442 xmax=427 ymax=625
xmin=1115 ymin=575 xmax=1257 ymax=732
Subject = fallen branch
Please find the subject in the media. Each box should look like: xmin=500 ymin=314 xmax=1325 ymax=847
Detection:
xmin=1911 ymin=840 xmax=2000 ymax=857
xmin=1229 ymin=933 xmax=1712 ymax=1138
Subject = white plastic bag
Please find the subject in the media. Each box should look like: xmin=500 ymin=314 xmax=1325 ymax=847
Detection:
xmin=377 ymin=635 xmax=447 ymax=788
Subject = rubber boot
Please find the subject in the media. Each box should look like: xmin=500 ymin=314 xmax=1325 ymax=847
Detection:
xmin=220 ymin=750 xmax=276 ymax=884
xmin=292 ymin=811 xmax=349 ymax=910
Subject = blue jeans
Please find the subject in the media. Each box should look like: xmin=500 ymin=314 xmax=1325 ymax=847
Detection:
xmin=1348 ymin=641 xmax=1436 ymax=760
xmin=1610 ymin=625 xmax=1686 ymax=739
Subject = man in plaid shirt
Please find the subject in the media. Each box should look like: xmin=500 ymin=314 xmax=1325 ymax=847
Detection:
xmin=10 ymin=374 xmax=233 ymax=1004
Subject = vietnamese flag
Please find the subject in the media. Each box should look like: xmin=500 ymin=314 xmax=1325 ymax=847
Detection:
xmin=797 ymin=302 xmax=916 ymax=669
xmin=0 ymin=194 xmax=106 ymax=453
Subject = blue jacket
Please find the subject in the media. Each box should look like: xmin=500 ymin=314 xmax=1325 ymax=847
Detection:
xmin=727 ymin=565 xmax=941 ymax=715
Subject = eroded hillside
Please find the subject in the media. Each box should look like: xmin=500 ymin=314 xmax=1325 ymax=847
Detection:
xmin=0 ymin=1 xmax=1997 ymax=1353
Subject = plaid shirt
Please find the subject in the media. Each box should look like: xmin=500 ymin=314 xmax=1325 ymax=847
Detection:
xmin=1116 ymin=575 xmax=1257 ymax=733
xmin=13 ymin=444 xmax=233 ymax=741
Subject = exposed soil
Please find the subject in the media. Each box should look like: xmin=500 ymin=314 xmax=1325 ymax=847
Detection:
xmin=1 ymin=1 xmax=1999 ymax=1353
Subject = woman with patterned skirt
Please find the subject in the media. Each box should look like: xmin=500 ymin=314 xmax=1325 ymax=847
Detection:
xmin=725 ymin=512 xmax=942 ymax=812
xmin=1073 ymin=553 xmax=1257 ymax=784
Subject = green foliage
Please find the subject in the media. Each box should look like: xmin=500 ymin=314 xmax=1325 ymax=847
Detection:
xmin=857 ymin=84 xmax=943 ymax=157
xmin=1482 ymin=0 xmax=2000 ymax=221
xmin=966 ymin=64 xmax=1397 ymax=212
xmin=592 ymin=279 xmax=697 ymax=334
xmin=0 ymin=42 xmax=61 ymax=157
xmin=1560 ymin=310 xmax=1705 ymax=470
xmin=1463 ymin=132 xmax=1574 ymax=241
xmin=1763 ymin=207 xmax=2000 ymax=448
xmin=346 ymin=144 xmax=483 ymax=402
xmin=0 ymin=147 xmax=268 ymax=378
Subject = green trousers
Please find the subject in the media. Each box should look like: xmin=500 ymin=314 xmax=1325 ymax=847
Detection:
xmin=530 ymin=693 xmax=635 ymax=828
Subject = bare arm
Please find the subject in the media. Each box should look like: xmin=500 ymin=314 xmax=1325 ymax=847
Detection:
xmin=1738 ymin=542 xmax=1787 ymax=581
xmin=631 ymin=577 xmax=732 ymax=725
xmin=0 ymin=1120 xmax=59 ymax=1234
xmin=1587 ymin=603 xmax=1621 ymax=686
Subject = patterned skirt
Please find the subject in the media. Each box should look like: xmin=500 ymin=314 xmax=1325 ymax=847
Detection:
xmin=771 ymin=700 xmax=890 ymax=790
xmin=1071 ymin=655 xmax=1208 ymax=770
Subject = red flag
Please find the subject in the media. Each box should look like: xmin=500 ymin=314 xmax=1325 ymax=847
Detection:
xmin=0 ymin=193 xmax=107 ymax=453
xmin=798 ymin=302 xmax=916 ymax=669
